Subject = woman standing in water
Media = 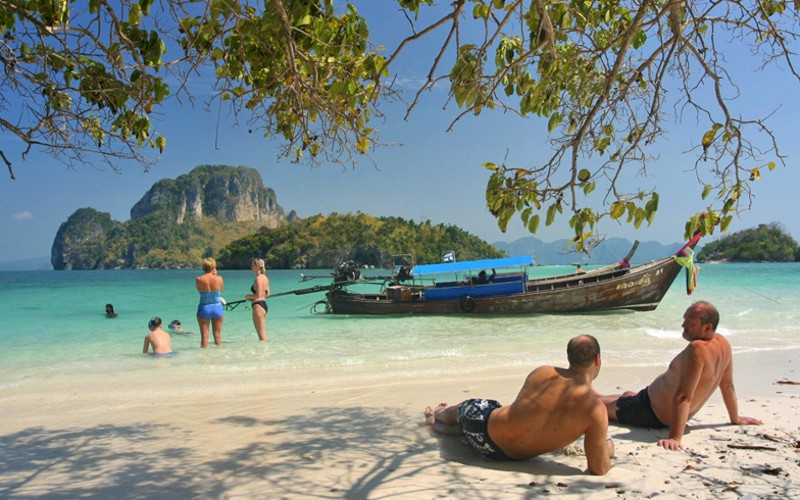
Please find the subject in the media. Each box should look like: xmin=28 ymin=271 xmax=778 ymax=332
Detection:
xmin=196 ymin=257 xmax=225 ymax=347
xmin=245 ymin=258 xmax=270 ymax=341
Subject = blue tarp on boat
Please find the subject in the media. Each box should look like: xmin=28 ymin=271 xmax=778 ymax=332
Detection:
xmin=410 ymin=256 xmax=534 ymax=276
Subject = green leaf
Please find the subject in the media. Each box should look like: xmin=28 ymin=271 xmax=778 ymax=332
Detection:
xmin=356 ymin=136 xmax=370 ymax=154
xmin=632 ymin=30 xmax=647 ymax=49
xmin=633 ymin=208 xmax=645 ymax=228
xmin=129 ymin=3 xmax=142 ymax=26
xmin=701 ymin=123 xmax=722 ymax=148
xmin=140 ymin=0 xmax=154 ymax=16
xmin=527 ymin=214 xmax=540 ymax=234
xmin=577 ymin=168 xmax=590 ymax=182
xmin=546 ymin=204 xmax=557 ymax=226
xmin=701 ymin=184 xmax=711 ymax=200
xmin=610 ymin=202 xmax=625 ymax=220
xmin=720 ymin=215 xmax=733 ymax=232
xmin=547 ymin=112 xmax=561 ymax=132
xmin=497 ymin=206 xmax=513 ymax=232
xmin=704 ymin=212 xmax=716 ymax=234
xmin=721 ymin=198 xmax=734 ymax=213
xmin=473 ymin=3 xmax=489 ymax=20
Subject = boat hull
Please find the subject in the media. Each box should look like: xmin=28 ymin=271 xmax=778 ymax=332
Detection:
xmin=327 ymin=256 xmax=684 ymax=315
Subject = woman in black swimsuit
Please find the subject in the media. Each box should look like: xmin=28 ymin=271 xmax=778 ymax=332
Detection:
xmin=245 ymin=258 xmax=270 ymax=341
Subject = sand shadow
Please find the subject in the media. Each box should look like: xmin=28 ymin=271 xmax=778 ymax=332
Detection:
xmin=433 ymin=433 xmax=585 ymax=476
xmin=8 ymin=407 xmax=762 ymax=498
xmin=207 ymin=407 xmax=598 ymax=498
xmin=609 ymin=421 xmax=729 ymax=444
xmin=0 ymin=423 xmax=223 ymax=498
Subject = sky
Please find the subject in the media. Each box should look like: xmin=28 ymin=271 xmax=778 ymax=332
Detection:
xmin=1 ymin=2 xmax=799 ymax=264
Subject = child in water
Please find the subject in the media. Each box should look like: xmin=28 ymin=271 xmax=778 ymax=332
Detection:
xmin=168 ymin=319 xmax=192 ymax=334
xmin=143 ymin=317 xmax=174 ymax=356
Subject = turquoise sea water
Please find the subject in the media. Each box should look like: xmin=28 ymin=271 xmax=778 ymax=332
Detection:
xmin=2 ymin=264 xmax=799 ymax=397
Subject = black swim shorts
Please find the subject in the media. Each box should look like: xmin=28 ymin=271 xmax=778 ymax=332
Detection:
xmin=615 ymin=387 xmax=667 ymax=428
xmin=457 ymin=398 xmax=512 ymax=460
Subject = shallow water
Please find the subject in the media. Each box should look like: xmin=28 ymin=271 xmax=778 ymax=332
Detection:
xmin=2 ymin=263 xmax=798 ymax=398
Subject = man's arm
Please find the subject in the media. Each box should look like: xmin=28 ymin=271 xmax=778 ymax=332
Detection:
xmin=143 ymin=336 xmax=151 ymax=354
xmin=584 ymin=403 xmax=614 ymax=475
xmin=659 ymin=346 xmax=704 ymax=451
xmin=719 ymin=359 xmax=763 ymax=426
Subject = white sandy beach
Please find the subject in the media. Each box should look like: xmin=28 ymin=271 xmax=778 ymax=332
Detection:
xmin=1 ymin=347 xmax=798 ymax=499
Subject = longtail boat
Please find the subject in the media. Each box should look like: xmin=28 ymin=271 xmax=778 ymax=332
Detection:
xmin=309 ymin=234 xmax=701 ymax=315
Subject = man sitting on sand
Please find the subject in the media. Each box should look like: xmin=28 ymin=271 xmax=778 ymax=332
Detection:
xmin=425 ymin=335 xmax=614 ymax=475
xmin=143 ymin=317 xmax=173 ymax=356
xmin=601 ymin=301 xmax=762 ymax=451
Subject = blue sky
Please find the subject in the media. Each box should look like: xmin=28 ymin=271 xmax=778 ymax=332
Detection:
xmin=1 ymin=2 xmax=798 ymax=263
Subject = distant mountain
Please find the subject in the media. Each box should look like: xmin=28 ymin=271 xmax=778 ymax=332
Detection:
xmin=0 ymin=256 xmax=52 ymax=271
xmin=51 ymin=165 xmax=294 ymax=270
xmin=492 ymin=236 xmax=691 ymax=265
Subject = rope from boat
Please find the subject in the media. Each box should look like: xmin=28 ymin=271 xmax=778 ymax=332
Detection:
xmin=700 ymin=267 xmax=783 ymax=305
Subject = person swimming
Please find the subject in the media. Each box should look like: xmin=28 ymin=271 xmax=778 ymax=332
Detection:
xmin=105 ymin=303 xmax=117 ymax=318
xmin=168 ymin=319 xmax=192 ymax=334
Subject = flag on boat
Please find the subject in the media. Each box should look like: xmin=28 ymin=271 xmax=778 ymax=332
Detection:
xmin=442 ymin=251 xmax=455 ymax=262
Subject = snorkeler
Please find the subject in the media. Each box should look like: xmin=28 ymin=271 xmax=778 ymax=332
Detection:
xmin=168 ymin=319 xmax=191 ymax=334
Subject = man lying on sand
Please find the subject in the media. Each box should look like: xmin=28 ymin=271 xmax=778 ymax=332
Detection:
xmin=425 ymin=335 xmax=614 ymax=475
xmin=601 ymin=300 xmax=762 ymax=450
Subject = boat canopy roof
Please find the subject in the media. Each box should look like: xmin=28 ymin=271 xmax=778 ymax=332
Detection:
xmin=409 ymin=256 xmax=534 ymax=276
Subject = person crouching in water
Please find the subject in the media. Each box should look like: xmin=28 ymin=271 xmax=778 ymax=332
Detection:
xmin=143 ymin=317 xmax=173 ymax=356
xmin=245 ymin=258 xmax=270 ymax=341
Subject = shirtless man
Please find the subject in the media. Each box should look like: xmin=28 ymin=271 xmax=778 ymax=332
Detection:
xmin=143 ymin=317 xmax=173 ymax=355
xmin=601 ymin=301 xmax=762 ymax=451
xmin=425 ymin=335 xmax=614 ymax=475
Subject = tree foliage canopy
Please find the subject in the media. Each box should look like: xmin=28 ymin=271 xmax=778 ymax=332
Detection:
xmin=3 ymin=1 xmax=799 ymax=249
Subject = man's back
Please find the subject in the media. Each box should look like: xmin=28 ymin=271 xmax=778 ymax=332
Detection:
xmin=489 ymin=365 xmax=607 ymax=458
xmin=649 ymin=333 xmax=732 ymax=424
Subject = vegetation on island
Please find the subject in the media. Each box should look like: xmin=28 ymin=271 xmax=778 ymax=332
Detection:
xmin=52 ymin=165 xmax=288 ymax=269
xmin=218 ymin=213 xmax=505 ymax=269
xmin=697 ymin=224 xmax=799 ymax=263
xmin=5 ymin=2 xmax=799 ymax=249
xmin=53 ymin=207 xmax=267 ymax=269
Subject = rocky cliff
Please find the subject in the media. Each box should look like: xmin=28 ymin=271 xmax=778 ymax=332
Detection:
xmin=51 ymin=208 xmax=123 ymax=270
xmin=130 ymin=165 xmax=285 ymax=227
xmin=52 ymin=165 xmax=291 ymax=270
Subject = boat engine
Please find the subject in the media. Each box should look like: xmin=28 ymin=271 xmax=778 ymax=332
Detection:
xmin=334 ymin=260 xmax=361 ymax=282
